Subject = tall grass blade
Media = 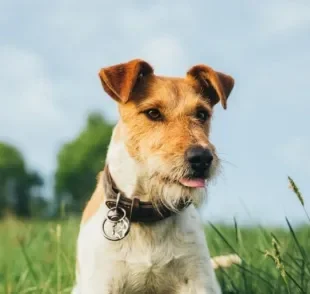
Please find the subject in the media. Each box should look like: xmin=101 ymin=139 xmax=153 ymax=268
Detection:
xmin=17 ymin=238 xmax=39 ymax=284
xmin=285 ymin=218 xmax=306 ymax=260
xmin=288 ymin=176 xmax=310 ymax=222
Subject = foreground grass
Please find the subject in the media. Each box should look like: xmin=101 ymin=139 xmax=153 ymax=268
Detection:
xmin=0 ymin=216 xmax=309 ymax=294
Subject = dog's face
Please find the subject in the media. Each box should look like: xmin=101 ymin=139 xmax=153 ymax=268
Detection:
xmin=99 ymin=59 xmax=234 ymax=207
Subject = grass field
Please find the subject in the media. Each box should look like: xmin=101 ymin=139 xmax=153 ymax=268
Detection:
xmin=0 ymin=217 xmax=309 ymax=294
xmin=0 ymin=179 xmax=309 ymax=294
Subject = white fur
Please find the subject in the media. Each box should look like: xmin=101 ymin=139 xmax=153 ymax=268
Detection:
xmin=73 ymin=125 xmax=222 ymax=294
xmin=106 ymin=128 xmax=138 ymax=198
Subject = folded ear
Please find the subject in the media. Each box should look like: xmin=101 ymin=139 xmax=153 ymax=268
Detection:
xmin=98 ymin=59 xmax=154 ymax=103
xmin=187 ymin=65 xmax=234 ymax=109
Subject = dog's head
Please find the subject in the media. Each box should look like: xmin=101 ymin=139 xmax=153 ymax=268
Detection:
xmin=99 ymin=59 xmax=234 ymax=209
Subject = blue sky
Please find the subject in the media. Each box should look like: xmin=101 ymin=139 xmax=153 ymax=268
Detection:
xmin=1 ymin=0 xmax=309 ymax=226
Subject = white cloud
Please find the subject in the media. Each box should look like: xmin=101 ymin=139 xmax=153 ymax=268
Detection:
xmin=0 ymin=46 xmax=67 ymax=172
xmin=0 ymin=46 xmax=60 ymax=120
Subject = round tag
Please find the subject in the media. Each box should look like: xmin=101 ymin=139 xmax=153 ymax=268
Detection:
xmin=102 ymin=207 xmax=130 ymax=241
xmin=103 ymin=217 xmax=130 ymax=241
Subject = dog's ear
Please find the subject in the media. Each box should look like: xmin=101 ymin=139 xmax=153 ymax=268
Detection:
xmin=187 ymin=65 xmax=234 ymax=109
xmin=98 ymin=59 xmax=154 ymax=103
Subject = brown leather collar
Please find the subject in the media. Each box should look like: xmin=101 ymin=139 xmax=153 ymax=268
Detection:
xmin=103 ymin=166 xmax=191 ymax=223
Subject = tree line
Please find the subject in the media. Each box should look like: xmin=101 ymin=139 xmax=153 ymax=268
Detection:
xmin=0 ymin=112 xmax=113 ymax=218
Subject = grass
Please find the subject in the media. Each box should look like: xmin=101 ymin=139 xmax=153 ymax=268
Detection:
xmin=0 ymin=178 xmax=309 ymax=294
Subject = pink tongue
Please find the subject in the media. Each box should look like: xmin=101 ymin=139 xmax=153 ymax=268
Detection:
xmin=179 ymin=178 xmax=206 ymax=188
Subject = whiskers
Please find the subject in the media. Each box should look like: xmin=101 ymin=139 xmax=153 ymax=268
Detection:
xmin=217 ymin=152 xmax=237 ymax=168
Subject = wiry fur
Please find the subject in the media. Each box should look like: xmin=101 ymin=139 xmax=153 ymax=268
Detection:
xmin=73 ymin=150 xmax=221 ymax=294
xmin=73 ymin=59 xmax=235 ymax=294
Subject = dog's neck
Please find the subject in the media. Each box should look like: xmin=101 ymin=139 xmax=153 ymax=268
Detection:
xmin=106 ymin=123 xmax=141 ymax=199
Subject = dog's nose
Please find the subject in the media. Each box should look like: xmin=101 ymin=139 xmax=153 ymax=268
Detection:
xmin=185 ymin=146 xmax=213 ymax=174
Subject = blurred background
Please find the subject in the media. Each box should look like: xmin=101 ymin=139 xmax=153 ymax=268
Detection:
xmin=0 ymin=0 xmax=309 ymax=226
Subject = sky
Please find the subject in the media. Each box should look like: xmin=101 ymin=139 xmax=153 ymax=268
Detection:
xmin=0 ymin=0 xmax=309 ymax=226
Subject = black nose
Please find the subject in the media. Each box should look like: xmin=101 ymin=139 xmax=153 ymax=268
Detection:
xmin=185 ymin=145 xmax=213 ymax=174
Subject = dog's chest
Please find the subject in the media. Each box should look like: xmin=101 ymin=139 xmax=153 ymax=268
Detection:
xmin=77 ymin=205 xmax=208 ymax=293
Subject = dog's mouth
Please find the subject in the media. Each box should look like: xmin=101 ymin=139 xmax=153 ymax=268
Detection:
xmin=154 ymin=168 xmax=210 ymax=189
xmin=158 ymin=174 xmax=206 ymax=188
xmin=178 ymin=168 xmax=211 ymax=188
xmin=179 ymin=177 xmax=206 ymax=188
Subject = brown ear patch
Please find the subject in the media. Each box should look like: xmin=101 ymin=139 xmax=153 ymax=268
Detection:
xmin=99 ymin=59 xmax=154 ymax=103
xmin=187 ymin=65 xmax=234 ymax=109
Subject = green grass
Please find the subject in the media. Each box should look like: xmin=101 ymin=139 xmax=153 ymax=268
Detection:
xmin=207 ymin=222 xmax=310 ymax=293
xmin=0 ymin=217 xmax=78 ymax=294
xmin=0 ymin=217 xmax=309 ymax=294
xmin=0 ymin=177 xmax=309 ymax=293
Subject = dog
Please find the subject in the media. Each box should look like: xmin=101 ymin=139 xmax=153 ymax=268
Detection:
xmin=73 ymin=59 xmax=235 ymax=294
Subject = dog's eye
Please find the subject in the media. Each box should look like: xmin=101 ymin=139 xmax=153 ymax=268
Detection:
xmin=145 ymin=109 xmax=162 ymax=121
xmin=196 ymin=109 xmax=209 ymax=123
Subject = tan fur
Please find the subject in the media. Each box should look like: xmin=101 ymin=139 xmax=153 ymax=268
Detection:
xmin=73 ymin=59 xmax=235 ymax=294
xmin=120 ymin=77 xmax=214 ymax=161
xmin=81 ymin=172 xmax=105 ymax=225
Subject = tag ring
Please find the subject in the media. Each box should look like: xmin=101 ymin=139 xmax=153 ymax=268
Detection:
xmin=106 ymin=207 xmax=126 ymax=223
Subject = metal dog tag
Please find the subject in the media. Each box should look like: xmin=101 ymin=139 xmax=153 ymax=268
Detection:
xmin=103 ymin=207 xmax=130 ymax=241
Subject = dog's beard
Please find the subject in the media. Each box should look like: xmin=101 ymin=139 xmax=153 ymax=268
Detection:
xmin=136 ymin=156 xmax=208 ymax=212
xmin=147 ymin=176 xmax=206 ymax=212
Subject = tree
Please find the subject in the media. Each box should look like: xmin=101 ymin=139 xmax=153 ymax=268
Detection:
xmin=0 ymin=142 xmax=43 ymax=217
xmin=55 ymin=112 xmax=113 ymax=213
